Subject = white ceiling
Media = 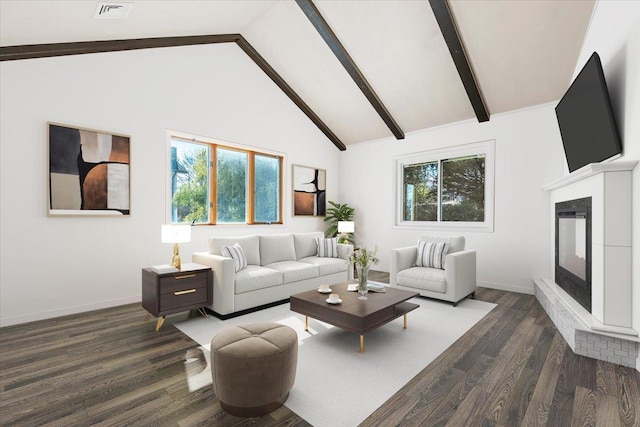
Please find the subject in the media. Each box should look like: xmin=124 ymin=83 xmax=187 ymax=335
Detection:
xmin=0 ymin=0 xmax=596 ymax=148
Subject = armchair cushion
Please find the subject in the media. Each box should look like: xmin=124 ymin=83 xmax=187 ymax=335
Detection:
xmin=396 ymin=267 xmax=446 ymax=293
xmin=221 ymin=243 xmax=248 ymax=272
xmin=419 ymin=235 xmax=465 ymax=254
xmin=416 ymin=241 xmax=449 ymax=269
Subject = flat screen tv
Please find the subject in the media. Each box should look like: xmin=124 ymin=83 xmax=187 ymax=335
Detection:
xmin=555 ymin=52 xmax=622 ymax=173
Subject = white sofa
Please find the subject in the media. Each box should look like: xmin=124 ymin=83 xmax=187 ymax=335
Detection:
xmin=193 ymin=232 xmax=353 ymax=317
xmin=390 ymin=235 xmax=476 ymax=306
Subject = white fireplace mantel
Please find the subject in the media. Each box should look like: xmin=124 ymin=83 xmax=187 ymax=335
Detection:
xmin=543 ymin=160 xmax=638 ymax=334
xmin=543 ymin=161 xmax=638 ymax=191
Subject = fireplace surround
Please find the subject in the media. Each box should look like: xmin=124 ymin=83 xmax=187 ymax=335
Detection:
xmin=535 ymin=161 xmax=638 ymax=369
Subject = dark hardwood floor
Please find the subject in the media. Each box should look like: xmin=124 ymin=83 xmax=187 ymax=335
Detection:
xmin=1 ymin=273 xmax=639 ymax=426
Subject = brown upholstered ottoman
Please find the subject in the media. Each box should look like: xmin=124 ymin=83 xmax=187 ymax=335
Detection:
xmin=211 ymin=322 xmax=298 ymax=417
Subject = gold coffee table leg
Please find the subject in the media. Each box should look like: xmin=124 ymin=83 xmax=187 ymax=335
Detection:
xmin=404 ymin=313 xmax=408 ymax=329
xmin=144 ymin=313 xmax=151 ymax=322
xmin=155 ymin=316 xmax=166 ymax=332
xmin=359 ymin=335 xmax=365 ymax=353
xmin=304 ymin=316 xmax=309 ymax=332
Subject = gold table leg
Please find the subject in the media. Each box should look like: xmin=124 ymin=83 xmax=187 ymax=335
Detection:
xmin=197 ymin=308 xmax=207 ymax=318
xmin=155 ymin=316 xmax=166 ymax=332
xmin=404 ymin=313 xmax=408 ymax=329
xmin=359 ymin=335 xmax=365 ymax=353
xmin=144 ymin=313 xmax=151 ymax=322
xmin=304 ymin=316 xmax=309 ymax=332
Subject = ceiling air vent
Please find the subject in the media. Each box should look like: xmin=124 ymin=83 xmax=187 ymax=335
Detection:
xmin=94 ymin=2 xmax=133 ymax=19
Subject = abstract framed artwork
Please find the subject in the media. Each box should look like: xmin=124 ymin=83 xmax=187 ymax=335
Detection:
xmin=292 ymin=164 xmax=326 ymax=216
xmin=48 ymin=123 xmax=130 ymax=216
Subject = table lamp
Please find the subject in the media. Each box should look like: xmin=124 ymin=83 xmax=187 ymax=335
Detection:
xmin=161 ymin=224 xmax=191 ymax=270
xmin=337 ymin=221 xmax=355 ymax=244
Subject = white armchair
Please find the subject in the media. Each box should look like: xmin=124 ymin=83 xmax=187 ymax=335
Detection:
xmin=390 ymin=236 xmax=476 ymax=306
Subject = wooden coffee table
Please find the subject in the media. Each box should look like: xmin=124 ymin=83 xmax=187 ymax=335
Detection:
xmin=290 ymin=281 xmax=419 ymax=353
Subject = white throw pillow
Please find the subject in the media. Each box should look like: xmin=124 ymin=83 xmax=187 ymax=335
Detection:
xmin=316 ymin=237 xmax=338 ymax=258
xmin=221 ymin=243 xmax=248 ymax=272
xmin=416 ymin=241 xmax=449 ymax=269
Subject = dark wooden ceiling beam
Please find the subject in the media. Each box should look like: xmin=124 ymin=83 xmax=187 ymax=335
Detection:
xmin=295 ymin=0 xmax=405 ymax=140
xmin=429 ymin=0 xmax=490 ymax=122
xmin=236 ymin=36 xmax=346 ymax=150
xmin=0 ymin=34 xmax=241 ymax=61
xmin=0 ymin=34 xmax=346 ymax=151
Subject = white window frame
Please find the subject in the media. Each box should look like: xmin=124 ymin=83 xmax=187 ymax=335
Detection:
xmin=394 ymin=139 xmax=495 ymax=232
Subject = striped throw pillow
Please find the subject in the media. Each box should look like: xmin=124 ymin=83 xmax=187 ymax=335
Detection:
xmin=316 ymin=237 xmax=338 ymax=258
xmin=416 ymin=241 xmax=449 ymax=269
xmin=220 ymin=243 xmax=248 ymax=272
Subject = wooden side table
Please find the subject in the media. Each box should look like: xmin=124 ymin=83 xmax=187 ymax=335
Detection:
xmin=142 ymin=262 xmax=213 ymax=331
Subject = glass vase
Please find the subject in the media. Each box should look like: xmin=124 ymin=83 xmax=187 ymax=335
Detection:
xmin=356 ymin=264 xmax=369 ymax=300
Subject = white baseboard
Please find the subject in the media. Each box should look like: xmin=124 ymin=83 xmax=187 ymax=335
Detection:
xmin=0 ymin=296 xmax=141 ymax=327
xmin=477 ymin=281 xmax=534 ymax=295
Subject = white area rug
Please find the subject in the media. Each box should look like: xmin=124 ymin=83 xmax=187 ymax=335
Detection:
xmin=175 ymin=295 xmax=495 ymax=427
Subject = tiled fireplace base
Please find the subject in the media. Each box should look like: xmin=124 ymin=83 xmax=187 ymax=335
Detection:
xmin=534 ymin=278 xmax=639 ymax=369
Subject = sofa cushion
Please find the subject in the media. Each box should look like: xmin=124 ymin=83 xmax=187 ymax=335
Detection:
xmin=299 ymin=256 xmax=348 ymax=276
xmin=235 ymin=265 xmax=283 ymax=294
xmin=264 ymin=261 xmax=319 ymax=283
xmin=260 ymin=234 xmax=296 ymax=266
xmin=221 ymin=243 xmax=248 ymax=272
xmin=209 ymin=235 xmax=260 ymax=266
xmin=397 ymin=267 xmax=446 ymax=293
xmin=294 ymin=232 xmax=324 ymax=260
xmin=416 ymin=241 xmax=448 ymax=270
xmin=316 ymin=237 xmax=338 ymax=258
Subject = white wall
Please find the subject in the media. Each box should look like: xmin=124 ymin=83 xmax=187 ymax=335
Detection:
xmin=571 ymin=1 xmax=640 ymax=353
xmin=3 ymin=1 xmax=636 ymax=330
xmin=340 ymin=104 xmax=565 ymax=294
xmin=0 ymin=43 xmax=340 ymax=326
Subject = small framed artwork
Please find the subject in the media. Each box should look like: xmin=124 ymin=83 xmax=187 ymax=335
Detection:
xmin=48 ymin=123 xmax=130 ymax=216
xmin=292 ymin=164 xmax=326 ymax=216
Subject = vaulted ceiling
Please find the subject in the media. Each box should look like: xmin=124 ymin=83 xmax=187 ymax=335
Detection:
xmin=0 ymin=0 xmax=596 ymax=149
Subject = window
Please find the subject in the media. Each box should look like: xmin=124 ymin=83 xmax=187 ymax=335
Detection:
xmin=169 ymin=134 xmax=283 ymax=225
xmin=216 ymin=148 xmax=247 ymax=224
xmin=254 ymin=154 xmax=281 ymax=223
xmin=170 ymin=140 xmax=211 ymax=224
xmin=396 ymin=140 xmax=494 ymax=232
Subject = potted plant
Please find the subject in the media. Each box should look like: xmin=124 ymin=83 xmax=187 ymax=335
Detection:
xmin=324 ymin=201 xmax=355 ymax=241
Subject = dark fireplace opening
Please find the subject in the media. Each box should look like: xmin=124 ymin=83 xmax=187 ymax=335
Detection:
xmin=555 ymin=197 xmax=592 ymax=312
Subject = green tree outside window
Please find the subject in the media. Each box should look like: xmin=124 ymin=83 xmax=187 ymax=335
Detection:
xmin=171 ymin=141 xmax=210 ymax=224
xmin=217 ymin=148 xmax=247 ymax=223
xmin=402 ymin=154 xmax=485 ymax=223
xmin=169 ymin=138 xmax=282 ymax=225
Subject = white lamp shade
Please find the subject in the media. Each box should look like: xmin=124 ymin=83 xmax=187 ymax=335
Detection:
xmin=161 ymin=224 xmax=191 ymax=244
xmin=338 ymin=221 xmax=355 ymax=233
